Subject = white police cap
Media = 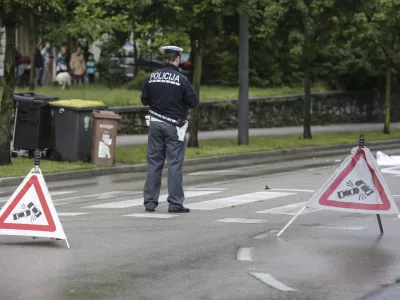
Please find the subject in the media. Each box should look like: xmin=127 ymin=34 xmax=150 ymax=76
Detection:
xmin=159 ymin=45 xmax=183 ymax=55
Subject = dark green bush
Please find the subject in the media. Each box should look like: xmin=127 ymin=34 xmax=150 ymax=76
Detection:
xmin=124 ymin=70 xmax=150 ymax=90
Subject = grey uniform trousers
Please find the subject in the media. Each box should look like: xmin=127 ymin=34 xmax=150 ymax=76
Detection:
xmin=143 ymin=120 xmax=187 ymax=210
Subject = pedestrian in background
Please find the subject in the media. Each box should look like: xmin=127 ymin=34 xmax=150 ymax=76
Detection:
xmin=62 ymin=43 xmax=71 ymax=72
xmin=69 ymin=46 xmax=86 ymax=85
xmin=86 ymin=53 xmax=96 ymax=84
xmin=41 ymin=42 xmax=51 ymax=86
xmin=34 ymin=42 xmax=43 ymax=87
xmin=56 ymin=46 xmax=68 ymax=75
xmin=140 ymin=45 xmax=198 ymax=213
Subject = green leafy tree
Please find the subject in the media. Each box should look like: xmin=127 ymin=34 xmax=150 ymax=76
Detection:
xmin=352 ymin=0 xmax=400 ymax=134
xmin=0 ymin=0 xmax=62 ymax=165
xmin=140 ymin=0 xmax=252 ymax=147
xmin=42 ymin=0 xmax=132 ymax=44
xmin=260 ymin=0 xmax=360 ymax=139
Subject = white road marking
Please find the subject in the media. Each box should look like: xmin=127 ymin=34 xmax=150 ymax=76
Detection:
xmin=0 ymin=190 xmax=77 ymax=203
xmin=123 ymin=213 xmax=179 ymax=219
xmin=51 ymin=191 xmax=78 ymax=196
xmin=249 ymin=272 xmax=295 ymax=292
xmin=189 ymin=170 xmax=237 ymax=176
xmin=255 ymin=202 xmax=321 ymax=215
xmin=381 ymin=166 xmax=400 ymax=176
xmin=190 ymin=164 xmax=273 ymax=176
xmin=186 ymin=191 xmax=295 ymax=210
xmin=56 ymin=191 xmax=141 ymax=206
xmin=58 ymin=212 xmax=88 ymax=216
xmin=84 ymin=190 xmax=222 ymax=209
xmin=268 ymin=189 xmax=315 ymax=192
xmin=311 ymin=225 xmax=367 ymax=230
xmin=188 ymin=188 xmax=226 ymax=191
xmin=216 ymin=218 xmax=267 ymax=224
xmin=252 ymin=230 xmax=279 ymax=239
xmin=236 ymin=247 xmax=253 ymax=261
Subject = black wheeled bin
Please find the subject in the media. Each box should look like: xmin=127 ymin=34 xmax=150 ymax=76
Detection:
xmin=48 ymin=100 xmax=108 ymax=162
xmin=12 ymin=93 xmax=59 ymax=156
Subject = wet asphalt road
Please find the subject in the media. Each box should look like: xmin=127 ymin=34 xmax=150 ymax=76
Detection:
xmin=1 ymin=152 xmax=400 ymax=299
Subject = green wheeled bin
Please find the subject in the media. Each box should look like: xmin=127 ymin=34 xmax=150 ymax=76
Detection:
xmin=48 ymin=99 xmax=108 ymax=162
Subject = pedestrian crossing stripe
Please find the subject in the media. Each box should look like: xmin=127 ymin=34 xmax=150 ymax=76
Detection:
xmin=255 ymin=202 xmax=321 ymax=215
xmin=123 ymin=213 xmax=179 ymax=219
xmin=0 ymin=191 xmax=77 ymax=204
xmin=83 ymin=190 xmax=224 ymax=209
xmin=186 ymin=191 xmax=295 ymax=210
xmin=58 ymin=213 xmax=88 ymax=216
xmin=55 ymin=191 xmax=140 ymax=206
xmin=216 ymin=218 xmax=267 ymax=224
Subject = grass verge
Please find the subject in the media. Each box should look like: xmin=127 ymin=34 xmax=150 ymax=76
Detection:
xmin=0 ymin=159 xmax=101 ymax=178
xmin=10 ymin=83 xmax=328 ymax=107
xmin=1 ymin=129 xmax=398 ymax=179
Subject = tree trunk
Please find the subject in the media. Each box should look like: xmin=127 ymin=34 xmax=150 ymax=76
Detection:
xmin=187 ymin=36 xmax=204 ymax=148
xmin=29 ymin=12 xmax=36 ymax=91
xmin=238 ymin=12 xmax=249 ymax=145
xmin=0 ymin=23 xmax=16 ymax=165
xmin=303 ymin=61 xmax=312 ymax=139
xmin=301 ymin=19 xmax=313 ymax=140
xmin=383 ymin=56 xmax=391 ymax=134
xmin=189 ymin=35 xmax=196 ymax=83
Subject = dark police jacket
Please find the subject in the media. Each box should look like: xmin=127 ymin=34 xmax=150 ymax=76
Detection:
xmin=141 ymin=63 xmax=198 ymax=122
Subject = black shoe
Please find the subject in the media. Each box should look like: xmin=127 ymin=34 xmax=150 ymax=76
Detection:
xmin=168 ymin=207 xmax=190 ymax=213
xmin=145 ymin=207 xmax=155 ymax=212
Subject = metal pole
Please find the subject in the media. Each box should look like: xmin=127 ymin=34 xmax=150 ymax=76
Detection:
xmin=277 ymin=206 xmax=307 ymax=237
xmin=376 ymin=212 xmax=384 ymax=235
xmin=359 ymin=134 xmax=384 ymax=235
xmin=238 ymin=12 xmax=249 ymax=145
xmin=34 ymin=149 xmax=41 ymax=171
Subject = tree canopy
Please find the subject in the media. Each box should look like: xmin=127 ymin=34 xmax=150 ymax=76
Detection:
xmin=1 ymin=0 xmax=400 ymax=165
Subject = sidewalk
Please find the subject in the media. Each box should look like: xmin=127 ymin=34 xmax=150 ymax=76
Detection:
xmin=116 ymin=122 xmax=400 ymax=147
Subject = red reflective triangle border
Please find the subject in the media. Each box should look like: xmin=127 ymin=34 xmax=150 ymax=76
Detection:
xmin=0 ymin=175 xmax=57 ymax=232
xmin=319 ymin=148 xmax=391 ymax=211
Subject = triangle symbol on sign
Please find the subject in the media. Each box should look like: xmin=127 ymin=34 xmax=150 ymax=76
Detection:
xmin=0 ymin=174 xmax=56 ymax=231
xmin=306 ymin=147 xmax=400 ymax=215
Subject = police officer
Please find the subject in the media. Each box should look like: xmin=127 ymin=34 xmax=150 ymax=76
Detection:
xmin=141 ymin=45 xmax=198 ymax=213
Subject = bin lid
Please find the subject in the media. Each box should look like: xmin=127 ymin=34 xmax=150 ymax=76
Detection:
xmin=14 ymin=93 xmax=60 ymax=108
xmin=92 ymin=110 xmax=121 ymax=120
xmin=49 ymin=99 xmax=108 ymax=111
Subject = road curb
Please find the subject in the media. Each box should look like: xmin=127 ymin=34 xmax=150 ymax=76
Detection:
xmin=1 ymin=139 xmax=399 ymax=188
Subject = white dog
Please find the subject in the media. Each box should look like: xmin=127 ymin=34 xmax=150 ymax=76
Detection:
xmin=55 ymin=72 xmax=72 ymax=89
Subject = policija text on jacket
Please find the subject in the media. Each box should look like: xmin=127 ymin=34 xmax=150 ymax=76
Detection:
xmin=140 ymin=64 xmax=198 ymax=120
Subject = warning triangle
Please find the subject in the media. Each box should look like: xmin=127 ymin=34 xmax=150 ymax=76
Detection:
xmin=306 ymin=147 xmax=400 ymax=215
xmin=0 ymin=169 xmax=69 ymax=245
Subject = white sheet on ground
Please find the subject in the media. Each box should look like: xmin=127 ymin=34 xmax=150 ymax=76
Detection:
xmin=376 ymin=151 xmax=400 ymax=166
